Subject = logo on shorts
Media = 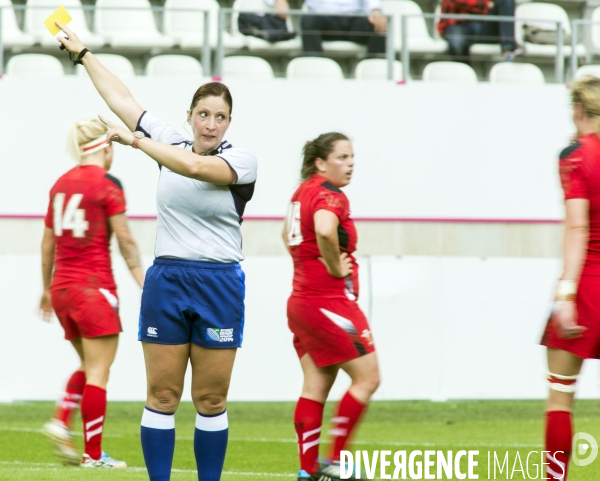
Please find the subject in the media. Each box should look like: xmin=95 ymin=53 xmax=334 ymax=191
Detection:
xmin=361 ymin=329 xmax=373 ymax=346
xmin=206 ymin=328 xmax=234 ymax=343
xmin=147 ymin=327 xmax=158 ymax=338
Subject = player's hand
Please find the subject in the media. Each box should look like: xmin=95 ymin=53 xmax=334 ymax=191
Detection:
xmin=99 ymin=114 xmax=135 ymax=147
xmin=319 ymin=252 xmax=353 ymax=278
xmin=553 ymin=301 xmax=586 ymax=339
xmin=55 ymin=22 xmax=85 ymax=55
xmin=368 ymin=10 xmax=387 ymax=34
xmin=39 ymin=290 xmax=53 ymax=322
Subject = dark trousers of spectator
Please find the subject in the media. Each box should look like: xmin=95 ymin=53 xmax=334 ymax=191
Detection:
xmin=443 ymin=0 xmax=516 ymax=62
xmin=301 ymin=15 xmax=386 ymax=56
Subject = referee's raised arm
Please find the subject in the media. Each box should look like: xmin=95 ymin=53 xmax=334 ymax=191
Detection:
xmin=56 ymin=22 xmax=143 ymax=131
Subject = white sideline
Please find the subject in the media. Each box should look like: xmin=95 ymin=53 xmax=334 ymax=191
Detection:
xmin=0 ymin=426 xmax=543 ymax=448
xmin=0 ymin=461 xmax=295 ymax=477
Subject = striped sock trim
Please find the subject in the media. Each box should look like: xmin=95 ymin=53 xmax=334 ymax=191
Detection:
xmin=195 ymin=410 xmax=228 ymax=432
xmin=141 ymin=407 xmax=175 ymax=430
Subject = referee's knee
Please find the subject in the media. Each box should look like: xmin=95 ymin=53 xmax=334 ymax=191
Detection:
xmin=194 ymin=392 xmax=227 ymax=415
xmin=148 ymin=387 xmax=182 ymax=413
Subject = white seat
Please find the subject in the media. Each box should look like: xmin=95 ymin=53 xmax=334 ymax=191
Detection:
xmin=163 ymin=0 xmax=243 ymax=49
xmin=24 ymin=0 xmax=105 ymax=48
xmin=574 ymin=65 xmax=600 ymax=80
xmin=299 ymin=3 xmax=366 ymax=54
xmin=222 ymin=55 xmax=274 ymax=79
xmin=355 ymin=58 xmax=402 ymax=80
xmin=6 ymin=53 xmax=64 ymax=76
xmin=0 ymin=0 xmax=35 ymax=47
xmin=146 ymin=55 xmax=203 ymax=77
xmin=422 ymin=61 xmax=477 ymax=83
xmin=95 ymin=0 xmax=174 ymax=48
xmin=589 ymin=7 xmax=600 ymax=56
xmin=76 ymin=54 xmax=135 ymax=77
xmin=515 ymin=3 xmax=585 ymax=58
xmin=382 ymin=0 xmax=447 ymax=53
xmin=286 ymin=57 xmax=344 ymax=79
xmin=469 ymin=44 xmax=502 ymax=56
xmin=488 ymin=62 xmax=545 ymax=84
xmin=230 ymin=0 xmax=299 ymax=51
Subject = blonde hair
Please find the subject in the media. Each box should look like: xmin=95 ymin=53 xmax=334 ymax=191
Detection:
xmin=66 ymin=119 xmax=108 ymax=163
xmin=571 ymin=76 xmax=600 ymax=134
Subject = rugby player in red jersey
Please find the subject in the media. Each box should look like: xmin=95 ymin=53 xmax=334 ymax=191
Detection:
xmin=541 ymin=77 xmax=600 ymax=480
xmin=39 ymin=119 xmax=143 ymax=468
xmin=283 ymin=133 xmax=380 ymax=481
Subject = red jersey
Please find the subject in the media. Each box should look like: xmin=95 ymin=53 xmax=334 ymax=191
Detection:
xmin=287 ymin=174 xmax=359 ymax=299
xmin=559 ymin=134 xmax=600 ymax=275
xmin=44 ymin=165 xmax=126 ymax=290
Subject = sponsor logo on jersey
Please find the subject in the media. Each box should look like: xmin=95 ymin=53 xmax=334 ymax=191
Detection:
xmin=206 ymin=328 xmax=234 ymax=343
xmin=147 ymin=327 xmax=158 ymax=338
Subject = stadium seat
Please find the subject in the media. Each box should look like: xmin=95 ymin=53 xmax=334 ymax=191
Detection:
xmin=298 ymin=3 xmax=366 ymax=55
xmin=230 ymin=0 xmax=301 ymax=52
xmin=146 ymin=55 xmax=204 ymax=77
xmin=515 ymin=3 xmax=585 ymax=58
xmin=24 ymin=0 xmax=105 ymax=48
xmin=0 ymin=0 xmax=35 ymax=47
xmin=6 ymin=53 xmax=64 ymax=76
xmin=421 ymin=61 xmax=477 ymax=83
xmin=163 ymin=0 xmax=243 ymax=49
xmin=76 ymin=54 xmax=135 ymax=77
xmin=590 ymin=7 xmax=600 ymax=57
xmin=382 ymin=0 xmax=447 ymax=54
xmin=222 ymin=56 xmax=275 ymax=79
xmin=574 ymin=65 xmax=600 ymax=80
xmin=488 ymin=62 xmax=545 ymax=84
xmin=286 ymin=57 xmax=344 ymax=79
xmin=354 ymin=58 xmax=403 ymax=80
xmin=95 ymin=0 xmax=174 ymax=49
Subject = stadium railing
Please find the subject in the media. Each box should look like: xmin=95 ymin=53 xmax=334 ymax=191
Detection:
xmin=570 ymin=19 xmax=600 ymax=81
xmin=0 ymin=4 xmax=211 ymax=77
xmin=214 ymin=9 xmax=395 ymax=79
xmin=400 ymin=13 xmax=566 ymax=84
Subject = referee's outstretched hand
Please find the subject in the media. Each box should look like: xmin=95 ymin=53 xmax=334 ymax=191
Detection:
xmin=99 ymin=114 xmax=135 ymax=147
xmin=55 ymin=22 xmax=85 ymax=55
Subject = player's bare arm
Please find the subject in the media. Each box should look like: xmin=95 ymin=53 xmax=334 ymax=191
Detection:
xmin=314 ymin=209 xmax=352 ymax=278
xmin=39 ymin=226 xmax=56 ymax=322
xmin=109 ymin=214 xmax=144 ymax=289
xmin=555 ymin=198 xmax=590 ymax=338
xmin=55 ymin=23 xmax=143 ymax=131
xmin=100 ymin=115 xmax=236 ymax=185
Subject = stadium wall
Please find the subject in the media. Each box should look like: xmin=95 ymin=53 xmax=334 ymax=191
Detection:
xmin=4 ymin=79 xmax=600 ymax=403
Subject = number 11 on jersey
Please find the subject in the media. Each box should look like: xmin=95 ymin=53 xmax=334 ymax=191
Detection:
xmin=53 ymin=193 xmax=89 ymax=238
xmin=286 ymin=201 xmax=303 ymax=246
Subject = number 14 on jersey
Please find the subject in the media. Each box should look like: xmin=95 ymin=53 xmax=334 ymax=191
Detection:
xmin=286 ymin=201 xmax=303 ymax=246
xmin=53 ymin=193 xmax=89 ymax=238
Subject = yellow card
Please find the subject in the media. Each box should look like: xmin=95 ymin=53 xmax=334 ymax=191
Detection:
xmin=43 ymin=6 xmax=72 ymax=36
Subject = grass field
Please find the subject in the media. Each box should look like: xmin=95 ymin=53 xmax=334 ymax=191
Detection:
xmin=1 ymin=400 xmax=599 ymax=480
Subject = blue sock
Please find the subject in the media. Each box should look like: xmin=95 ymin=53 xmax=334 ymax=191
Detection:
xmin=141 ymin=407 xmax=175 ymax=481
xmin=194 ymin=410 xmax=228 ymax=481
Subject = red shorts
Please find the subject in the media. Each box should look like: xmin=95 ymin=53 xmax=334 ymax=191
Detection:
xmin=51 ymin=286 xmax=122 ymax=341
xmin=287 ymin=295 xmax=375 ymax=368
xmin=541 ymin=276 xmax=600 ymax=359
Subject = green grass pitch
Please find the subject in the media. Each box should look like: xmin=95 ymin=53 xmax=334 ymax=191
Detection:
xmin=1 ymin=400 xmax=600 ymax=480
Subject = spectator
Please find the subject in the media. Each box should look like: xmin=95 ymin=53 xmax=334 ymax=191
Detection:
xmin=275 ymin=0 xmax=386 ymax=57
xmin=438 ymin=0 xmax=518 ymax=62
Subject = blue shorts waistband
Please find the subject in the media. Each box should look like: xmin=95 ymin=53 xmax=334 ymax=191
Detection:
xmin=153 ymin=257 xmax=239 ymax=270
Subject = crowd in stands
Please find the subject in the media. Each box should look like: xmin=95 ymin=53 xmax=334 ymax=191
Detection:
xmin=0 ymin=0 xmax=597 ymax=81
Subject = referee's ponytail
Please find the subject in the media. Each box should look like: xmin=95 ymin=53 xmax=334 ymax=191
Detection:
xmin=301 ymin=132 xmax=349 ymax=181
xmin=66 ymin=119 xmax=108 ymax=164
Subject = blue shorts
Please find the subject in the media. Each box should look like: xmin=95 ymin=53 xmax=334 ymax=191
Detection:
xmin=138 ymin=258 xmax=245 ymax=347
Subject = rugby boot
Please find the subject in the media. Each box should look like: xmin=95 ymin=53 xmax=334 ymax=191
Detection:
xmin=42 ymin=419 xmax=80 ymax=466
xmin=297 ymin=469 xmax=337 ymax=481
xmin=81 ymin=452 xmax=127 ymax=468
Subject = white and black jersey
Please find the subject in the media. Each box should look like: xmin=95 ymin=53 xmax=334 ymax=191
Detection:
xmin=137 ymin=111 xmax=258 ymax=262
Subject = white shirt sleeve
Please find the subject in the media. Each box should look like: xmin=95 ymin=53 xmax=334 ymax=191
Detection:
xmin=218 ymin=148 xmax=258 ymax=185
xmin=136 ymin=111 xmax=188 ymax=146
xmin=367 ymin=0 xmax=382 ymax=11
